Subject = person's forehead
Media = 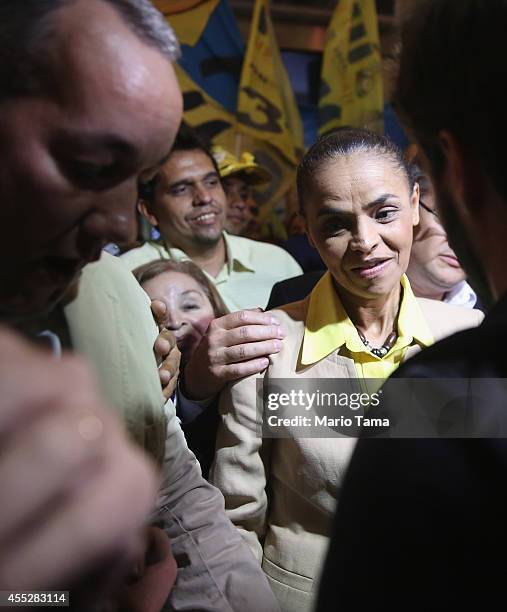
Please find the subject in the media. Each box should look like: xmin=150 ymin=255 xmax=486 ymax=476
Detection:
xmin=52 ymin=0 xmax=182 ymax=140
xmin=161 ymin=150 xmax=216 ymax=182
xmin=224 ymin=174 xmax=249 ymax=189
xmin=312 ymin=152 xmax=407 ymax=201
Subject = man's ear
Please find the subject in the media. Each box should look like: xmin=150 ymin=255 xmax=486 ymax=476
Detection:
xmin=138 ymin=199 xmax=159 ymax=227
xmin=438 ymin=130 xmax=484 ymax=218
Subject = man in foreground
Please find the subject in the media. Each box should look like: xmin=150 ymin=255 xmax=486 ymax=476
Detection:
xmin=0 ymin=0 xmax=178 ymax=598
xmin=0 ymin=1 xmax=279 ymax=609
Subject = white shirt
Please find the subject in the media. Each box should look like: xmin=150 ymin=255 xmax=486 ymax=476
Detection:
xmin=444 ymin=280 xmax=478 ymax=309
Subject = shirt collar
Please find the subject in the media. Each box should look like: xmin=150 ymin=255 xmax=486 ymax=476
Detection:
xmin=444 ymin=280 xmax=477 ymax=309
xmin=301 ymin=272 xmax=434 ymax=366
xmin=222 ymin=231 xmax=255 ymax=273
xmin=161 ymin=232 xmax=254 ymax=274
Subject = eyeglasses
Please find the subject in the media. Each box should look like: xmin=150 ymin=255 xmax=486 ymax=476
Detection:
xmin=419 ymin=200 xmax=439 ymax=218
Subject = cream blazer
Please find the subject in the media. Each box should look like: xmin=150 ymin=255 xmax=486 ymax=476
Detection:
xmin=211 ymin=296 xmax=483 ymax=612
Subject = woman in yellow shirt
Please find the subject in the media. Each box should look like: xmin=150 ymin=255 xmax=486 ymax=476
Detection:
xmin=211 ymin=128 xmax=482 ymax=612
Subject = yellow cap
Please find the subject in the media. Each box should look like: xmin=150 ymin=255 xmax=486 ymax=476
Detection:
xmin=211 ymin=145 xmax=272 ymax=186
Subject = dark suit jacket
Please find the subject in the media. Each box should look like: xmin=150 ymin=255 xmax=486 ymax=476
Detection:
xmin=266 ymin=270 xmax=324 ymax=310
xmin=317 ymin=293 xmax=507 ymax=611
xmin=282 ymin=234 xmax=325 ymax=273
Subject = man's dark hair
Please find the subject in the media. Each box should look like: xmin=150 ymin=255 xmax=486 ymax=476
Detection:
xmin=394 ymin=0 xmax=507 ymax=201
xmin=139 ymin=124 xmax=220 ymax=204
xmin=170 ymin=124 xmax=219 ymax=173
xmin=297 ymin=127 xmax=413 ymax=213
xmin=0 ymin=0 xmax=180 ymax=100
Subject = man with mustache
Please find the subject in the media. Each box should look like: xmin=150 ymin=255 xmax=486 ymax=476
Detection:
xmin=121 ymin=126 xmax=302 ymax=313
xmin=317 ymin=0 xmax=507 ymax=609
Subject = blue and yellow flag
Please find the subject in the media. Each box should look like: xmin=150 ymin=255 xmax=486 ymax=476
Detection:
xmin=161 ymin=0 xmax=244 ymax=119
xmin=237 ymin=0 xmax=303 ymax=165
xmin=318 ymin=0 xmax=384 ymax=135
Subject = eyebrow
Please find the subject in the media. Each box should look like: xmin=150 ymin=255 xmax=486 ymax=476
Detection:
xmin=316 ymin=193 xmax=400 ymax=218
xmin=181 ymin=290 xmax=205 ymax=298
xmin=168 ymin=171 xmax=219 ymax=190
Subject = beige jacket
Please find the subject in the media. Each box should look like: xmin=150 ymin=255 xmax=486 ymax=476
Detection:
xmin=211 ymin=295 xmax=483 ymax=612
xmin=64 ymin=252 xmax=280 ymax=612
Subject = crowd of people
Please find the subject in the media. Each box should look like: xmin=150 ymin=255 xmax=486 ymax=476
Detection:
xmin=1 ymin=0 xmax=506 ymax=610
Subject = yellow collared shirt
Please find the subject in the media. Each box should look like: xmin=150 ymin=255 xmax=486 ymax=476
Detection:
xmin=120 ymin=232 xmax=302 ymax=312
xmin=301 ymin=272 xmax=434 ymax=385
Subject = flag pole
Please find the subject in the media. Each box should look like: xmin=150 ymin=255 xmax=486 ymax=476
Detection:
xmin=234 ymin=130 xmax=243 ymax=158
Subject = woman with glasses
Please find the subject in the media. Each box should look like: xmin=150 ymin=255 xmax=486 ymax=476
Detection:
xmin=210 ymin=128 xmax=483 ymax=612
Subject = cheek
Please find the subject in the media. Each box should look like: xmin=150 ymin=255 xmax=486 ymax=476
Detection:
xmin=314 ymin=237 xmax=349 ymax=273
xmin=411 ymin=236 xmax=439 ymax=264
xmin=155 ymin=196 xmax=187 ymax=224
xmin=384 ymin=217 xmax=414 ymax=257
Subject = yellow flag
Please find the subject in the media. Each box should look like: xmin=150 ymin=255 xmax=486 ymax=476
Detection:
xmin=156 ymin=0 xmax=219 ymax=45
xmin=319 ymin=0 xmax=384 ymax=135
xmin=237 ymin=0 xmax=303 ymax=165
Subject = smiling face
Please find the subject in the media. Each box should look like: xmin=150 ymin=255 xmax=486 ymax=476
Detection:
xmin=304 ymin=150 xmax=419 ymax=301
xmin=0 ymin=0 xmax=182 ymax=319
xmin=144 ymin=149 xmax=227 ymax=250
xmin=406 ymin=181 xmax=466 ymax=300
xmin=141 ymin=270 xmax=215 ymax=360
xmin=222 ymin=174 xmax=253 ymax=235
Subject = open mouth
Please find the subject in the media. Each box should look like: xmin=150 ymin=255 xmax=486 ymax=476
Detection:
xmin=190 ymin=211 xmax=219 ymax=226
xmin=351 ymin=258 xmax=393 ymax=279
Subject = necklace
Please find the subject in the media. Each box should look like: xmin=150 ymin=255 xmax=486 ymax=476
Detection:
xmin=356 ymin=328 xmax=398 ymax=358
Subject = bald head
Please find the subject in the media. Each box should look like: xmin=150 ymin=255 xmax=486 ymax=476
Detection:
xmin=0 ymin=0 xmax=180 ymax=100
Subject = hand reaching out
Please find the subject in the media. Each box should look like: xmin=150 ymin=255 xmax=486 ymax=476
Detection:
xmin=182 ymin=309 xmax=285 ymax=401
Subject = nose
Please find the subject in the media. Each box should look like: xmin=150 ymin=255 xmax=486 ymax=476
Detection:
xmin=165 ymin=309 xmax=184 ymax=332
xmin=349 ymin=217 xmax=379 ymax=253
xmin=230 ymin=197 xmax=246 ymax=211
xmin=80 ymin=184 xmax=138 ymax=250
xmin=193 ymin=183 xmax=213 ymax=206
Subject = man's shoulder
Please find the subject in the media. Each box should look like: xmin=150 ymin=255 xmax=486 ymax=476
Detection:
xmin=79 ymin=251 xmax=140 ymax=295
xmin=120 ymin=241 xmax=168 ymax=271
xmin=230 ymin=235 xmax=300 ymax=268
xmin=68 ymin=251 xmax=152 ymax=322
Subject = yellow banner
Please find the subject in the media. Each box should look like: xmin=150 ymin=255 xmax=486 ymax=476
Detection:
xmin=160 ymin=0 xmax=220 ymax=46
xmin=237 ymin=0 xmax=304 ymax=165
xmin=154 ymin=0 xmax=210 ymax=16
xmin=319 ymin=0 xmax=384 ymax=135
